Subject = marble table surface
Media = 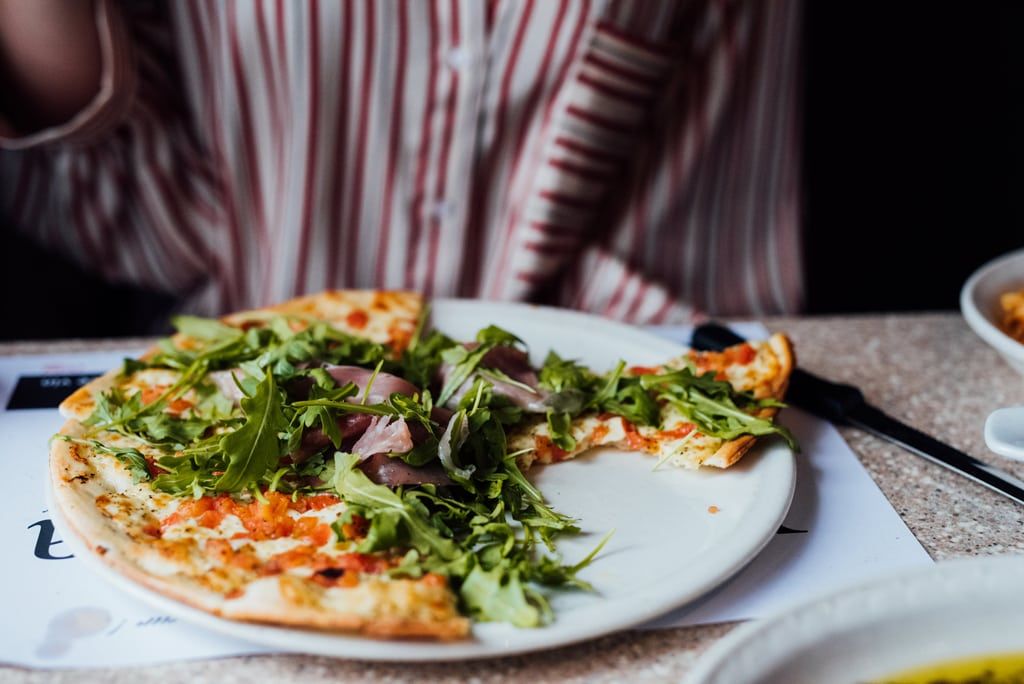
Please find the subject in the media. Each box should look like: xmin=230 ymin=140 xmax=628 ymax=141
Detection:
xmin=4 ymin=313 xmax=1023 ymax=683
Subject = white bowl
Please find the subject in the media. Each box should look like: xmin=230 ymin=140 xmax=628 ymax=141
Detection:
xmin=960 ymin=247 xmax=1024 ymax=376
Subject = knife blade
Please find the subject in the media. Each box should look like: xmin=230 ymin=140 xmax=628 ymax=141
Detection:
xmin=691 ymin=323 xmax=1024 ymax=506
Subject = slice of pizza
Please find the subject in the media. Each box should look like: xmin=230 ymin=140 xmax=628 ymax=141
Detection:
xmin=51 ymin=423 xmax=468 ymax=638
xmin=59 ymin=290 xmax=423 ymax=423
xmin=508 ymin=334 xmax=794 ymax=470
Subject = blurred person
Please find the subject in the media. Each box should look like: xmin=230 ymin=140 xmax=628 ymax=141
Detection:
xmin=0 ymin=0 xmax=802 ymax=323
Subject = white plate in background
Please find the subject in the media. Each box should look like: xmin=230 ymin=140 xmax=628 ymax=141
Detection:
xmin=687 ymin=554 xmax=1024 ymax=684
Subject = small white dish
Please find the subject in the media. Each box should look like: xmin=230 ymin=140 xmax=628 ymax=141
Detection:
xmin=686 ymin=555 xmax=1024 ymax=684
xmin=960 ymin=247 xmax=1024 ymax=375
xmin=985 ymin=406 xmax=1024 ymax=461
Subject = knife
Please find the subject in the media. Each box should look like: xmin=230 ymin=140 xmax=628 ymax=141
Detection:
xmin=691 ymin=323 xmax=1024 ymax=506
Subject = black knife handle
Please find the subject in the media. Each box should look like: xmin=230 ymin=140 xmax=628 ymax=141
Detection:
xmin=691 ymin=322 xmax=747 ymax=350
xmin=691 ymin=325 xmax=1024 ymax=506
xmin=690 ymin=323 xmax=865 ymax=424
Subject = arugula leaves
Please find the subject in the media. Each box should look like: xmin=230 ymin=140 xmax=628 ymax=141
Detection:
xmin=640 ymin=368 xmax=798 ymax=450
xmin=333 ymin=452 xmax=461 ymax=561
xmin=172 ymin=315 xmax=243 ymax=342
xmin=332 ymin=451 xmax=600 ymax=626
xmin=537 ymin=351 xmax=796 ymax=451
xmin=214 ymin=370 xmax=289 ymax=492
xmin=538 ymin=354 xmax=658 ymax=448
xmin=437 ymin=326 xmax=524 ymax=405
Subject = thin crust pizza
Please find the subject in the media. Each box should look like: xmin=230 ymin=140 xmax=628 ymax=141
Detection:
xmin=50 ymin=291 xmax=795 ymax=639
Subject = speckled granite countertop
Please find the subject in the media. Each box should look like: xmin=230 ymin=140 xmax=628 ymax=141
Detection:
xmin=4 ymin=313 xmax=1023 ymax=683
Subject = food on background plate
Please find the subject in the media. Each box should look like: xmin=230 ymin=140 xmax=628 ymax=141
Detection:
xmin=1000 ymin=288 xmax=1024 ymax=343
xmin=50 ymin=291 xmax=795 ymax=639
xmin=873 ymin=652 xmax=1024 ymax=683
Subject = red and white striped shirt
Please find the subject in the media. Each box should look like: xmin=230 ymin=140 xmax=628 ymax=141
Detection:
xmin=0 ymin=0 xmax=803 ymax=323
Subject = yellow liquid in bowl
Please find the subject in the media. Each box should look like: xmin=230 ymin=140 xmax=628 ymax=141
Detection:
xmin=876 ymin=652 xmax=1024 ymax=683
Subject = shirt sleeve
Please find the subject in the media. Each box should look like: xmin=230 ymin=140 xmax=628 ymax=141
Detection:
xmin=0 ymin=0 xmax=137 ymax=150
xmin=0 ymin=1 xmax=221 ymax=306
xmin=599 ymin=0 xmax=805 ymax=318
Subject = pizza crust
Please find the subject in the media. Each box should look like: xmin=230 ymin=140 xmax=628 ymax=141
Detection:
xmin=59 ymin=290 xmax=423 ymax=421
xmin=223 ymin=290 xmax=422 ymax=352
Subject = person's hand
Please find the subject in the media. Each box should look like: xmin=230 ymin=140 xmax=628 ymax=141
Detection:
xmin=0 ymin=0 xmax=103 ymax=133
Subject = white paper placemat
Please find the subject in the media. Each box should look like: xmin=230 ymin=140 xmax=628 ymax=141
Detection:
xmin=0 ymin=325 xmax=930 ymax=668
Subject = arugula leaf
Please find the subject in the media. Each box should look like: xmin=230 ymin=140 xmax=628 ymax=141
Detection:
xmin=121 ymin=357 xmax=147 ymax=376
xmin=478 ymin=367 xmax=537 ymax=394
xmin=83 ymin=388 xmax=144 ymax=429
xmin=135 ymin=413 xmax=209 ymax=445
xmin=640 ymin=368 xmax=798 ymax=450
xmin=538 ymin=352 xmax=597 ymax=393
xmin=475 ymin=325 xmax=524 ymax=347
xmin=437 ymin=345 xmax=491 ymax=406
xmin=460 ymin=564 xmax=542 ymax=627
xmin=590 ymin=360 xmax=626 ymax=408
xmin=522 ymin=529 xmax=613 ymax=590
xmin=172 ymin=315 xmax=243 ymax=342
xmin=437 ymin=410 xmax=474 ymax=481
xmin=332 ymin=452 xmax=461 ymax=561
xmin=57 ymin=436 xmax=151 ymax=484
xmin=152 ymin=451 xmax=215 ymax=496
xmin=546 ymin=411 xmax=576 ymax=451
xmin=214 ymin=370 xmax=288 ymax=492
xmin=437 ymin=326 xmax=525 ymax=406
xmin=598 ymin=382 xmax=660 ymax=426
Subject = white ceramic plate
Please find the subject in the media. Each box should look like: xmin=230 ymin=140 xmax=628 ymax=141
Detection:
xmin=51 ymin=299 xmax=796 ymax=661
xmin=686 ymin=554 xmax=1024 ymax=684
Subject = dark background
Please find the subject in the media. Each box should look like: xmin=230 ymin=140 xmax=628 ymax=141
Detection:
xmin=1 ymin=2 xmax=1022 ymax=340
xmin=802 ymin=2 xmax=1023 ymax=313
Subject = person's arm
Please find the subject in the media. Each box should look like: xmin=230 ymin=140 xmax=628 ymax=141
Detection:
xmin=0 ymin=1 xmax=215 ymax=301
xmin=0 ymin=0 xmax=104 ymax=133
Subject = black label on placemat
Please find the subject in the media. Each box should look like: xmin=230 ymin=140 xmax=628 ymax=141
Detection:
xmin=6 ymin=374 xmax=100 ymax=410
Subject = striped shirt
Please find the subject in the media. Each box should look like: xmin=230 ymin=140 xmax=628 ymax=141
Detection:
xmin=0 ymin=0 xmax=803 ymax=323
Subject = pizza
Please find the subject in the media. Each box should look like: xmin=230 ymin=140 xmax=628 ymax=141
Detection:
xmin=50 ymin=290 xmax=795 ymax=640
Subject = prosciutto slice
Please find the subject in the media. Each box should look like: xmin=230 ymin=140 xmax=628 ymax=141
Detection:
xmin=208 ymin=368 xmax=246 ymax=403
xmin=438 ymin=345 xmax=551 ymax=411
xmin=325 ymin=366 xmax=419 ymax=405
xmin=478 ymin=346 xmax=539 ymax=387
xmin=358 ymin=454 xmax=452 ymax=487
xmin=350 ymin=416 xmax=414 ymax=460
xmin=219 ymin=363 xmax=452 ymax=486
xmin=284 ymin=413 xmax=374 ymax=464
xmin=349 ymin=415 xmax=452 ymax=486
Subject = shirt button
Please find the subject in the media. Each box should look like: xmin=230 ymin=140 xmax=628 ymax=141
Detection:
xmin=445 ymin=46 xmax=469 ymax=70
xmin=430 ymin=200 xmax=455 ymax=220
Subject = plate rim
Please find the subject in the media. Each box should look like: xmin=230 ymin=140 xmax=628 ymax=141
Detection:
xmin=684 ymin=554 xmax=1024 ymax=684
xmin=49 ymin=300 xmax=796 ymax=662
